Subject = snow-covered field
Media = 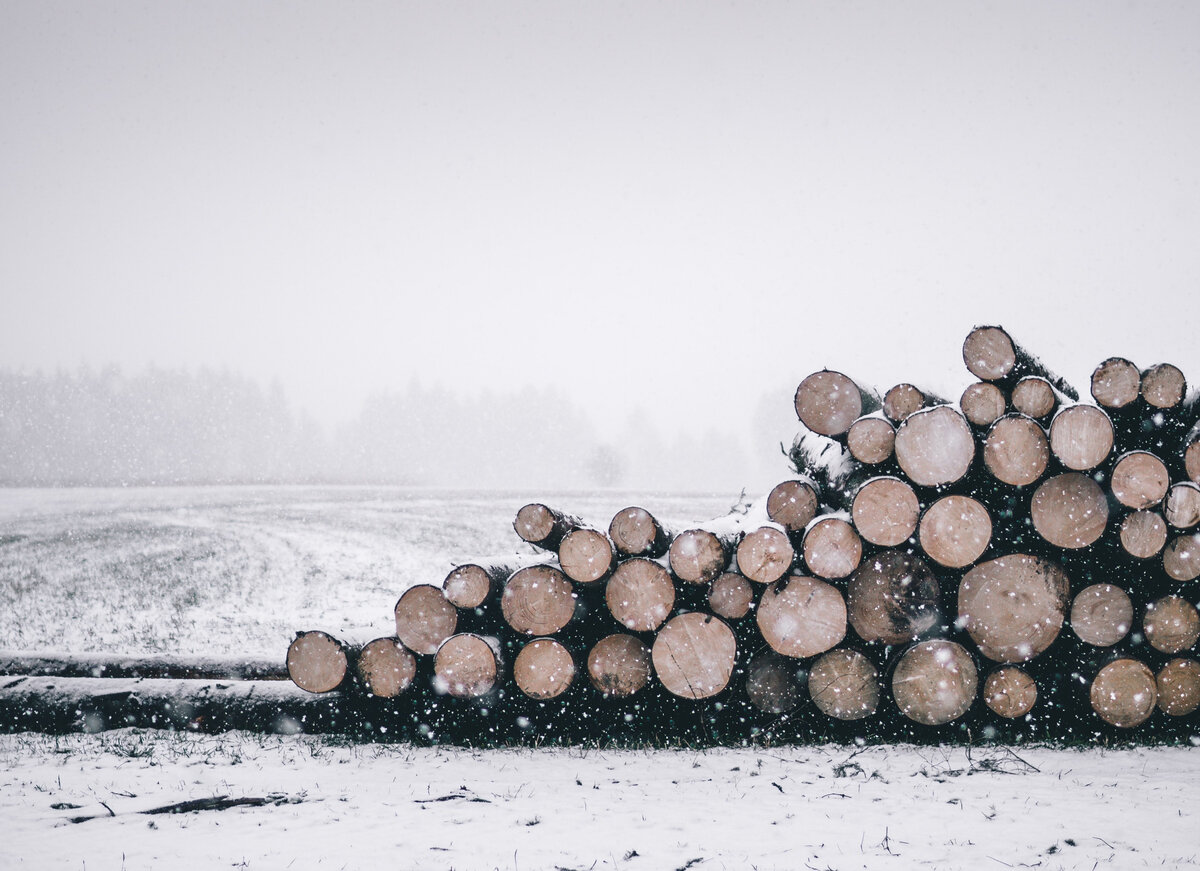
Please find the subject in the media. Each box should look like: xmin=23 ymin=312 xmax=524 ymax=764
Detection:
xmin=2 ymin=486 xmax=1198 ymax=870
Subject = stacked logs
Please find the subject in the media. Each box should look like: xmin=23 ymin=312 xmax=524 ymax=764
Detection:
xmin=287 ymin=325 xmax=1200 ymax=744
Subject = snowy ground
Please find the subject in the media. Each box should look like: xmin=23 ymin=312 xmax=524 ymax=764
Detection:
xmin=2 ymin=487 xmax=1198 ymax=870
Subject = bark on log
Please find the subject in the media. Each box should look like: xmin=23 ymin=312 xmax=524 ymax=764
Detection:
xmin=982 ymin=414 xmax=1049 ymax=487
xmin=958 ymin=554 xmax=1070 ymax=663
xmin=513 ymin=638 xmax=576 ymax=700
xmin=1143 ymin=595 xmax=1200 ymax=655
xmin=1048 ymin=405 xmax=1114 ymax=471
xmin=1031 ymin=473 xmax=1110 ymax=549
xmin=892 ymin=640 xmax=979 ymax=726
xmin=983 ymin=667 xmax=1038 ymax=719
xmin=1091 ymin=357 xmax=1141 ymax=410
xmin=736 ymin=525 xmax=795 ymax=585
xmin=1069 ymin=584 xmax=1133 ymax=647
xmin=605 ymin=558 xmax=675 ymax=632
xmin=1164 ymin=482 xmax=1200 ymax=529
xmin=0 ymin=651 xmax=288 ymax=682
xmin=918 ymin=495 xmax=992 ymax=569
xmin=1185 ymin=425 xmax=1200 ymax=485
xmin=802 ymin=515 xmax=862 ymax=579
xmin=394 ymin=585 xmax=459 ymax=655
xmin=1011 ymin=376 xmax=1064 ymax=421
xmin=794 ymin=370 xmax=881 ymax=437
xmin=960 ymin=382 xmax=1007 ymax=429
xmin=608 ymin=506 xmax=674 ymax=558
xmin=651 ymin=613 xmax=737 ymax=700
xmin=766 ymin=480 xmax=820 ymax=533
xmin=1118 ymin=510 xmax=1167 ymax=559
xmin=846 ymin=414 xmax=896 ymax=465
xmin=962 ymin=325 xmax=1078 ymax=399
xmin=1157 ymin=658 xmax=1200 ymax=716
xmin=355 ymin=637 xmax=417 ymax=699
xmin=883 ymin=383 xmax=946 ymax=423
xmin=558 ymin=528 xmax=617 ymax=585
xmin=893 ymin=405 xmax=975 ymax=488
xmin=744 ymin=652 xmax=800 ymax=713
xmin=1110 ymin=451 xmax=1170 ymax=510
xmin=586 ymin=634 xmax=651 ymax=697
xmin=501 ymin=565 xmax=577 ymax=636
xmin=1163 ymin=533 xmax=1200 ymax=581
xmin=513 ymin=503 xmax=583 ymax=551
xmin=1141 ymin=363 xmax=1187 ymax=409
xmin=287 ymin=631 xmax=351 ymax=694
xmin=756 ymin=575 xmax=847 ymax=658
xmin=807 ymin=648 xmax=879 ymax=720
xmin=1090 ymin=658 xmax=1157 ymax=728
xmin=846 ymin=549 xmax=940 ymax=645
xmin=707 ymin=572 xmax=755 ymax=620
xmin=433 ymin=634 xmax=501 ymax=698
xmin=850 ymin=476 xmax=920 ymax=548
xmin=668 ymin=528 xmax=732 ymax=585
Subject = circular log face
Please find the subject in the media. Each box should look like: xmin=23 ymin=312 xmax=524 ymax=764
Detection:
xmin=1048 ymin=405 xmax=1113 ymax=471
xmin=846 ymin=550 xmax=940 ymax=645
xmin=802 ymin=517 xmax=862 ymax=579
xmin=559 ymin=529 xmax=615 ymax=585
xmin=652 ymin=613 xmax=737 ymax=700
xmin=1143 ymin=596 xmax=1200 ymax=654
xmin=434 ymin=634 xmax=498 ymax=698
xmin=1119 ymin=511 xmax=1167 ymax=559
xmin=1031 ymin=473 xmax=1110 ymax=549
xmin=395 ymin=585 xmax=459 ymax=655
xmin=918 ymin=495 xmax=992 ymax=569
xmin=960 ymin=382 xmax=1007 ymax=428
xmin=287 ymin=631 xmax=348 ymax=694
xmin=605 ymin=558 xmax=675 ymax=632
xmin=757 ymin=575 xmax=846 ymax=658
xmin=1091 ymin=659 xmax=1157 ymax=728
xmin=847 ymin=417 xmax=896 ymax=464
xmin=883 ymin=383 xmax=925 ymax=423
xmin=958 ymin=554 xmax=1070 ymax=662
xmin=513 ymin=638 xmax=575 ymax=700
xmin=1141 ymin=363 xmax=1186 ymax=408
xmin=1111 ymin=452 xmax=1170 ymax=510
xmin=808 ymin=649 xmax=880 ymax=720
xmin=984 ymin=667 xmax=1038 ymax=719
xmin=1186 ymin=441 xmax=1200 ymax=485
xmin=587 ymin=634 xmax=651 ymax=697
xmin=745 ymin=653 xmax=801 ymax=714
xmin=894 ymin=406 xmax=975 ymax=487
xmin=1091 ymin=357 xmax=1141 ymax=409
xmin=609 ymin=507 xmax=662 ymax=557
xmin=501 ymin=566 xmax=576 ymax=636
xmin=1157 ymin=658 xmax=1200 ymax=716
xmin=892 ymin=640 xmax=978 ymax=726
xmin=443 ymin=564 xmax=492 ymax=609
xmin=514 ymin=503 xmax=556 ymax=544
xmin=668 ymin=529 xmax=729 ymax=585
xmin=1011 ymin=377 xmax=1056 ymax=419
xmin=1070 ymin=584 xmax=1133 ymax=647
xmin=357 ymin=638 xmax=417 ymax=698
xmin=983 ymin=415 xmax=1049 ymax=487
xmin=708 ymin=572 xmax=755 ymax=620
xmin=1165 ymin=483 xmax=1200 ymax=530
xmin=795 ymin=370 xmax=866 ymax=436
xmin=1163 ymin=533 xmax=1200 ymax=581
xmin=767 ymin=480 xmax=820 ymax=532
xmin=963 ymin=326 xmax=1016 ymax=381
xmin=851 ymin=477 xmax=920 ymax=547
xmin=736 ymin=526 xmax=795 ymax=585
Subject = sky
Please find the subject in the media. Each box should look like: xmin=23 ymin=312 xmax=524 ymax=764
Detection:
xmin=3 ymin=2 xmax=1199 ymax=488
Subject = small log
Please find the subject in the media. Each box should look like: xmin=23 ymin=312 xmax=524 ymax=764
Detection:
xmin=1069 ymin=584 xmax=1133 ymax=647
xmin=1164 ymin=482 xmax=1200 ymax=529
xmin=850 ymin=476 xmax=920 ymax=548
xmin=668 ymin=528 xmax=732 ymax=585
xmin=1010 ymin=376 xmax=1063 ymax=421
xmin=1110 ymin=451 xmax=1170 ymax=510
xmin=1090 ymin=658 xmax=1157 ymax=728
xmin=1030 ymin=472 xmax=1110 ymax=549
xmin=846 ymin=549 xmax=940 ymax=645
xmin=794 ymin=369 xmax=881 ymax=437
xmin=287 ymin=630 xmax=350 ymax=694
xmin=744 ymin=652 xmax=800 ymax=714
xmin=651 ymin=612 xmax=737 ymax=700
xmin=802 ymin=515 xmax=862 ymax=579
xmin=961 ymin=325 xmax=1078 ymax=399
xmin=1090 ymin=357 xmax=1141 ymax=410
xmin=960 ymin=382 xmax=1007 ymax=428
xmin=433 ymin=634 xmax=501 ymax=698
xmin=1157 ymin=658 xmax=1200 ymax=716
xmin=957 ymin=553 xmax=1070 ymax=663
xmin=513 ymin=638 xmax=576 ymax=700
xmin=766 ymin=480 xmax=820 ymax=533
xmin=736 ymin=525 xmax=795 ymax=585
xmin=756 ymin=574 xmax=846 ymax=658
xmin=1163 ymin=533 xmax=1200 ymax=581
xmin=917 ymin=495 xmax=992 ymax=569
xmin=558 ymin=528 xmax=617 ymax=585
xmin=883 ymin=383 xmax=946 ymax=423
xmin=355 ymin=637 xmax=417 ymax=699
xmin=394 ymin=585 xmax=459 ymax=655
xmin=586 ymin=633 xmax=651 ymax=697
xmin=807 ymin=648 xmax=879 ymax=720
xmin=983 ymin=667 xmax=1038 ymax=719
xmin=846 ymin=414 xmax=897 ymax=465
xmin=982 ymin=414 xmax=1049 ymax=487
xmin=1141 ymin=363 xmax=1187 ymax=409
xmin=892 ymin=640 xmax=979 ymax=726
xmin=513 ymin=503 xmax=582 ymax=551
xmin=1143 ymin=595 xmax=1200 ymax=655
xmin=707 ymin=572 xmax=755 ymax=620
xmin=1048 ymin=405 xmax=1114 ymax=471
xmin=605 ymin=558 xmax=675 ymax=632
xmin=1118 ymin=510 xmax=1167 ymax=559
xmin=893 ymin=405 xmax=975 ymax=488
xmin=608 ymin=506 xmax=674 ymax=558
xmin=501 ymin=565 xmax=577 ymax=636
xmin=1185 ymin=426 xmax=1200 ymax=484
xmin=442 ymin=555 xmax=547 ymax=610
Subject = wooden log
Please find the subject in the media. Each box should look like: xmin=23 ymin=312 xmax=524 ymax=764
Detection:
xmin=1010 ymin=376 xmax=1063 ymax=421
xmin=1048 ymin=404 xmax=1114 ymax=471
xmin=982 ymin=414 xmax=1049 ymax=487
xmin=756 ymin=574 xmax=846 ymax=658
xmin=794 ymin=369 xmax=881 ymax=437
xmin=1110 ymin=451 xmax=1170 ymax=510
xmin=892 ymin=640 xmax=978 ymax=726
xmin=1069 ymin=584 xmax=1133 ymax=647
xmin=962 ymin=325 xmax=1078 ymax=399
xmin=433 ymin=633 xmax=501 ymax=698
xmin=883 ymin=383 xmax=946 ymax=423
xmin=586 ymin=633 xmax=651 ymax=697
xmin=766 ymin=480 xmax=820 ymax=533
xmin=1163 ymin=533 xmax=1200 ymax=581
xmin=1118 ymin=510 xmax=1167 ymax=559
xmin=1030 ymin=472 xmax=1110 ymax=549
xmin=287 ymin=630 xmax=351 ymax=693
xmin=707 ymin=572 xmax=755 ymax=620
xmin=807 ymin=648 xmax=879 ymax=720
xmin=442 ymin=555 xmax=547 ymax=610
xmin=1185 ymin=424 xmax=1200 ymax=484
xmin=1090 ymin=658 xmax=1157 ymax=728
xmin=668 ymin=528 xmax=732 ymax=585
xmin=394 ymin=585 xmax=459 ymax=655
xmin=736 ymin=524 xmax=795 ymax=585
xmin=846 ymin=549 xmax=940 ymax=645
xmin=513 ymin=638 xmax=576 ymax=700
xmin=893 ymin=405 xmax=975 ymax=488
xmin=1141 ymin=363 xmax=1187 ymax=409
xmin=983 ymin=667 xmax=1038 ymax=719
xmin=960 ymin=382 xmax=1007 ymax=429
xmin=1157 ymin=658 xmax=1200 ymax=716
xmin=846 ymin=414 xmax=897 ymax=465
xmin=789 ymin=427 xmax=871 ymax=512
xmin=1091 ymin=357 xmax=1141 ymax=410
xmin=651 ymin=613 xmax=737 ymax=700
xmin=802 ymin=515 xmax=862 ymax=579
xmin=744 ymin=652 xmax=800 ymax=714
xmin=608 ymin=506 xmax=674 ymax=558
xmin=558 ymin=528 xmax=617 ymax=585
xmin=850 ymin=476 xmax=920 ymax=548
xmin=958 ymin=553 xmax=1070 ymax=663
xmin=513 ymin=503 xmax=582 ymax=551
xmin=1164 ymin=482 xmax=1200 ymax=529
xmin=1143 ymin=595 xmax=1200 ymax=655
xmin=917 ymin=495 xmax=992 ymax=569
xmin=605 ymin=558 xmax=675 ymax=632
xmin=0 ymin=651 xmax=287 ymax=682
xmin=500 ymin=565 xmax=577 ymax=636
xmin=355 ymin=637 xmax=417 ymax=699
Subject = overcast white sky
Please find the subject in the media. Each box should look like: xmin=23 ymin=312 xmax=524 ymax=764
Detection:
xmin=3 ymin=2 xmax=1199 ymax=469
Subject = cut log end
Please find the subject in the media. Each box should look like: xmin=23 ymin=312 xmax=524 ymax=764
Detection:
xmin=1141 ymin=363 xmax=1187 ymax=409
xmin=1070 ymin=584 xmax=1133 ymax=648
xmin=669 ymin=529 xmax=729 ymax=585
xmin=442 ymin=564 xmax=494 ymax=610
xmin=707 ymin=572 xmax=755 ymax=620
xmin=1119 ymin=511 xmax=1167 ymax=560
xmin=757 ymin=574 xmax=847 ymax=658
xmin=395 ymin=585 xmax=459 ymax=655
xmin=963 ymin=326 xmax=1017 ymax=382
xmin=802 ymin=517 xmax=863 ymax=579
xmin=918 ymin=495 xmax=992 ymax=569
xmin=1011 ymin=377 xmax=1057 ymax=419
xmin=736 ymin=525 xmax=795 ymax=585
xmin=984 ymin=667 xmax=1038 ymax=719
xmin=356 ymin=638 xmax=417 ymax=699
xmin=1049 ymin=405 xmax=1114 ymax=472
xmin=1163 ymin=533 xmax=1200 ymax=581
xmin=983 ymin=414 xmax=1049 ymax=488
xmin=808 ymin=649 xmax=880 ymax=720
xmin=766 ymin=480 xmax=819 ymax=532
xmin=605 ymin=558 xmax=675 ymax=632
xmin=1090 ymin=659 xmax=1157 ymax=728
xmin=1111 ymin=452 xmax=1170 ymax=510
xmin=882 ymin=383 xmax=927 ymax=423
xmin=894 ymin=405 xmax=975 ymax=487
xmin=287 ymin=631 xmax=349 ymax=694
xmin=1165 ymin=483 xmax=1200 ymax=530
xmin=1157 ymin=658 xmax=1200 ymax=717
xmin=846 ymin=417 xmax=896 ymax=465
xmin=513 ymin=638 xmax=576 ymax=700
xmin=587 ymin=634 xmax=651 ymax=697
xmin=958 ymin=553 xmax=1070 ymax=663
xmin=1090 ymin=357 xmax=1141 ymax=409
xmin=960 ymin=382 xmax=1007 ymax=428
xmin=795 ymin=370 xmax=875 ymax=437
xmin=846 ymin=549 xmax=940 ymax=645
xmin=1031 ymin=473 xmax=1110 ymax=550
xmin=558 ymin=528 xmax=616 ymax=585
xmin=851 ymin=476 xmax=920 ymax=548
xmin=892 ymin=640 xmax=978 ymax=726
xmin=1143 ymin=596 xmax=1200 ymax=655
xmin=501 ymin=566 xmax=577 ymax=636
xmin=1185 ymin=440 xmax=1200 ymax=486
xmin=608 ymin=506 xmax=668 ymax=558
xmin=433 ymin=634 xmax=500 ymax=698
xmin=513 ymin=503 xmax=565 ymax=547
xmin=652 ymin=613 xmax=737 ymax=700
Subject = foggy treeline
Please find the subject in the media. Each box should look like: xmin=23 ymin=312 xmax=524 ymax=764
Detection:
xmin=0 ymin=367 xmax=776 ymax=491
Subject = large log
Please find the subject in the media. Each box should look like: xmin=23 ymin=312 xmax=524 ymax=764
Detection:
xmin=1142 ymin=595 xmax=1200 ymax=655
xmin=1157 ymin=658 xmax=1200 ymax=716
xmin=394 ymin=585 xmax=459 ymax=655
xmin=735 ymin=524 xmax=795 ymax=585
xmin=513 ymin=503 xmax=583 ymax=551
xmin=1030 ymin=473 xmax=1110 ymax=549
xmin=500 ymin=565 xmax=577 ymax=636
xmin=651 ymin=613 xmax=737 ymax=700
xmin=961 ymin=325 xmax=1078 ymax=399
xmin=608 ymin=506 xmax=674 ymax=558
xmin=707 ymin=572 xmax=755 ymax=620
xmin=846 ymin=414 xmax=897 ymax=465
xmin=744 ymin=652 xmax=800 ymax=713
xmin=846 ymin=549 xmax=940 ymax=645
xmin=1090 ymin=658 xmax=1157 ymax=728
xmin=893 ymin=405 xmax=975 ymax=488
xmin=1110 ymin=451 xmax=1170 ymax=510
xmin=1069 ymin=584 xmax=1133 ymax=647
xmin=512 ymin=638 xmax=576 ymax=700
xmin=917 ymin=495 xmax=992 ymax=569
xmin=433 ymin=633 xmax=502 ymax=698
xmin=558 ymin=528 xmax=618 ymax=585
xmin=355 ymin=637 xmax=417 ymax=699
xmin=982 ymin=414 xmax=1049 ymax=487
xmin=983 ymin=667 xmax=1038 ymax=719
xmin=794 ymin=370 xmax=881 ymax=437
xmin=765 ymin=479 xmax=820 ymax=533
xmin=1163 ymin=533 xmax=1200 ymax=581
xmin=1141 ymin=363 xmax=1187 ymax=409
xmin=959 ymin=382 xmax=1007 ymax=429
xmin=756 ymin=575 xmax=846 ymax=658
xmin=1118 ymin=511 xmax=1167 ymax=560
xmin=1090 ymin=357 xmax=1141 ymax=410
xmin=807 ymin=648 xmax=879 ymax=720
xmin=0 ymin=651 xmax=287 ymax=682
xmin=605 ymin=558 xmax=675 ymax=632
xmin=1048 ymin=405 xmax=1114 ymax=471
xmin=850 ymin=476 xmax=920 ymax=548
xmin=891 ymin=640 xmax=979 ymax=726
xmin=957 ymin=554 xmax=1070 ymax=663
xmin=586 ymin=634 xmax=651 ymax=697
xmin=287 ymin=630 xmax=351 ymax=693
xmin=802 ymin=515 xmax=862 ymax=579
